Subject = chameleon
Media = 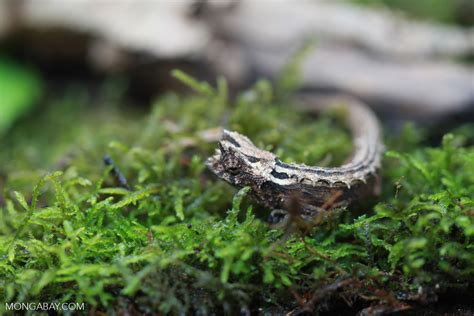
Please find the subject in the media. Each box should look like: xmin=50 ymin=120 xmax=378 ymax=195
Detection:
xmin=206 ymin=96 xmax=383 ymax=224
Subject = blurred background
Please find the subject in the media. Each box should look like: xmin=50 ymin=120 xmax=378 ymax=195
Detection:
xmin=0 ymin=0 xmax=473 ymax=143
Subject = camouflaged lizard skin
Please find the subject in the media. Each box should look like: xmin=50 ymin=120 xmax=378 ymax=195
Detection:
xmin=206 ymin=96 xmax=383 ymax=218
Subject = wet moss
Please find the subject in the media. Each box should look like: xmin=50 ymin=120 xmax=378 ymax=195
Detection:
xmin=0 ymin=71 xmax=473 ymax=314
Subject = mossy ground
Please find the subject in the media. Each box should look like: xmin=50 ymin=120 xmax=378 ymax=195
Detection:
xmin=0 ymin=70 xmax=473 ymax=315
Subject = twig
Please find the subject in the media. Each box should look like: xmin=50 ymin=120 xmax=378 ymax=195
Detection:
xmin=103 ymin=154 xmax=131 ymax=190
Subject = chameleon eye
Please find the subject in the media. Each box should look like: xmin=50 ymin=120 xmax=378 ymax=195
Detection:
xmin=223 ymin=156 xmax=241 ymax=175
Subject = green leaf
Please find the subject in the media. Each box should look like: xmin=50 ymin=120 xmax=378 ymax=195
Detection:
xmin=111 ymin=187 xmax=159 ymax=209
xmin=231 ymin=187 xmax=250 ymax=213
xmin=226 ymin=187 xmax=251 ymax=223
xmin=98 ymin=188 xmax=130 ymax=195
xmin=8 ymin=245 xmax=15 ymax=263
xmin=263 ymin=265 xmax=275 ymax=283
xmin=14 ymin=191 xmax=29 ymax=211
xmin=172 ymin=70 xmax=215 ymax=97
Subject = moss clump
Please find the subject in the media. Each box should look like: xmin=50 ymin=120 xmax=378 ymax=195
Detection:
xmin=0 ymin=71 xmax=473 ymax=314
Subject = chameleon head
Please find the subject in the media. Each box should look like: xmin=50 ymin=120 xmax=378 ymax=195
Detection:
xmin=206 ymin=130 xmax=276 ymax=188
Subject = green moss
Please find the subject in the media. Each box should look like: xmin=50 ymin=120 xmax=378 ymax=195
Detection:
xmin=0 ymin=71 xmax=473 ymax=314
